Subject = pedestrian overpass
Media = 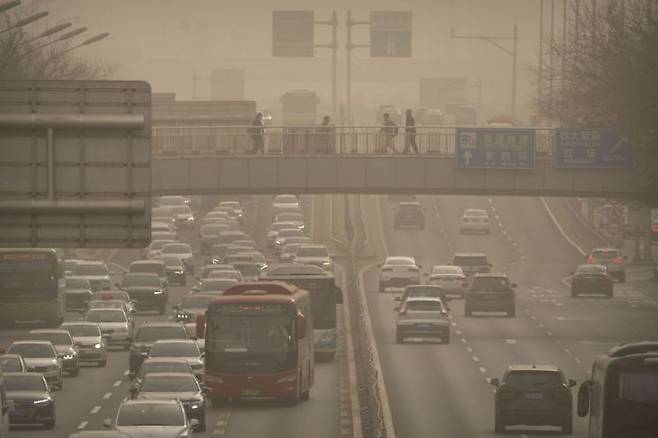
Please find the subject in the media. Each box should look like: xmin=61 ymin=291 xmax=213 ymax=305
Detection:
xmin=151 ymin=126 xmax=655 ymax=200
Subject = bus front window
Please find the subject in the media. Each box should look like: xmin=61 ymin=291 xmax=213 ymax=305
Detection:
xmin=0 ymin=259 xmax=55 ymax=300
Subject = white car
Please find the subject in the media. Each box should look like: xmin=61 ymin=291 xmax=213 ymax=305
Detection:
xmin=294 ymin=244 xmax=333 ymax=271
xmin=106 ymin=399 xmax=197 ymax=438
xmin=275 ymin=211 xmax=305 ymax=230
xmin=274 ymin=228 xmax=305 ymax=252
xmin=161 ymin=242 xmax=195 ymax=275
xmin=459 ymin=209 xmax=490 ymax=234
xmin=60 ymin=322 xmax=107 ymax=367
xmin=268 ymin=221 xmax=300 ymax=247
xmin=395 ymin=296 xmax=450 ymax=344
xmin=72 ymin=261 xmax=113 ymax=291
xmin=378 ymin=256 xmax=421 ymax=292
xmin=427 ymin=265 xmax=468 ymax=298
xmin=272 ymin=194 xmax=300 ymax=217
xmin=218 ymin=201 xmax=243 ymax=220
xmin=144 ymin=239 xmax=176 ymax=259
xmin=171 ymin=205 xmax=195 ymax=228
xmin=85 ymin=308 xmax=133 ymax=349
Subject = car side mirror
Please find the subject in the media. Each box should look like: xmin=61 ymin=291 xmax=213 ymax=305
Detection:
xmin=201 ymin=385 xmax=211 ymax=394
xmin=569 ymin=379 xmax=577 ymax=388
xmin=103 ymin=418 xmax=112 ymax=428
xmin=490 ymin=378 xmax=500 ymax=386
xmin=577 ymin=380 xmax=592 ymax=417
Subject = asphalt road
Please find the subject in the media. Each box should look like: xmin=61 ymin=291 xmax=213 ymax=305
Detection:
xmin=1 ymin=195 xmax=343 ymax=438
xmin=360 ymin=194 xmax=658 ymax=438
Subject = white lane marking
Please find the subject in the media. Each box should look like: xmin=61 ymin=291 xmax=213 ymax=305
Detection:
xmin=451 ymin=321 xmax=457 ymax=327
xmin=504 ymin=339 xmax=517 ymax=344
xmin=113 ymin=380 xmax=122 ymax=387
xmin=540 ymin=197 xmax=586 ymax=256
xmin=215 ymin=420 xmax=229 ymax=427
xmin=466 ymin=346 xmax=473 ymax=352
xmin=102 ymin=392 xmax=112 ymax=400
xmin=546 ymin=330 xmax=553 ymax=336
xmin=472 ymin=356 xmax=480 ymax=362
xmin=564 ymin=348 xmax=572 ymax=355
xmin=212 ymin=430 xmax=225 ymax=436
xmin=461 ymin=338 xmax=467 ymax=344
xmin=90 ymin=405 xmax=101 ymax=414
xmin=123 ymin=369 xmax=129 ymax=376
xmin=78 ymin=421 xmax=88 ymax=430
xmin=455 ymin=329 xmax=462 ymax=335
xmin=575 ymin=357 xmax=582 ymax=364
xmin=501 ymin=229 xmax=508 ymax=235
xmin=479 ymin=366 xmax=487 ymax=374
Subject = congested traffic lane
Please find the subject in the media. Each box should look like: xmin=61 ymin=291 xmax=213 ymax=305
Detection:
xmin=362 ymin=194 xmax=658 ymax=438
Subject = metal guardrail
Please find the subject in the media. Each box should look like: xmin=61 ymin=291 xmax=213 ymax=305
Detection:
xmin=152 ymin=125 xmax=556 ymax=157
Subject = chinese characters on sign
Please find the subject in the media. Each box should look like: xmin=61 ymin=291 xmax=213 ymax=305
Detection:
xmin=455 ymin=128 xmax=535 ymax=169
xmin=555 ymin=129 xmax=634 ymax=168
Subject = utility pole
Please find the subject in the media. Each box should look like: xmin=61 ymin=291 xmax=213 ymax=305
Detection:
xmin=313 ymin=11 xmax=338 ymax=118
xmin=549 ymin=0 xmax=555 ymax=102
xmin=345 ymin=11 xmax=370 ymax=124
xmin=450 ymin=26 xmax=520 ymax=119
xmin=539 ymin=0 xmax=544 ymax=110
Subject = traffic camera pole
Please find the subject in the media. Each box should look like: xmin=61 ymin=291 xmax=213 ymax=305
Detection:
xmin=314 ymin=11 xmax=338 ymax=118
xmin=345 ymin=11 xmax=370 ymax=125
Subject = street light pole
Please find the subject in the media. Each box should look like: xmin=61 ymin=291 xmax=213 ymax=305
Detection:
xmin=22 ymin=22 xmax=72 ymax=44
xmin=59 ymin=32 xmax=109 ymax=54
xmin=0 ymin=0 xmax=20 ymax=13
xmin=313 ymin=11 xmax=338 ymax=118
xmin=0 ymin=11 xmax=48 ymax=35
xmin=450 ymin=26 xmax=520 ymax=119
xmin=345 ymin=11 xmax=370 ymax=124
xmin=23 ymin=26 xmax=87 ymax=55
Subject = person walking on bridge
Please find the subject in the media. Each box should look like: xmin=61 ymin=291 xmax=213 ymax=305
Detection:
xmin=404 ymin=109 xmax=419 ymax=154
xmin=380 ymin=113 xmax=398 ymax=154
xmin=249 ymin=112 xmax=265 ymax=154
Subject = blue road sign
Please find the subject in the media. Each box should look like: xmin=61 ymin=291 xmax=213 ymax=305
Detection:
xmin=555 ymin=129 xmax=634 ymax=168
xmin=455 ymin=128 xmax=535 ymax=169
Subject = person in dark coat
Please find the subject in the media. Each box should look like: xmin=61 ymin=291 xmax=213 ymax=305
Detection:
xmin=404 ymin=109 xmax=419 ymax=154
xmin=249 ymin=112 xmax=265 ymax=154
xmin=380 ymin=113 xmax=398 ymax=154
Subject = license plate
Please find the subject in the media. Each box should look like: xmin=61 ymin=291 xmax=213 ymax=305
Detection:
xmin=416 ymin=323 xmax=432 ymax=329
xmin=525 ymin=392 xmax=544 ymax=400
xmin=241 ymin=389 xmax=261 ymax=396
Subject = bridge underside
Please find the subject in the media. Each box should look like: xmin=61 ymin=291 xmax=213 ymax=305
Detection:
xmin=152 ymin=155 xmax=655 ymax=200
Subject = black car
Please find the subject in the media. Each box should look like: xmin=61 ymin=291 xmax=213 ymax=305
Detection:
xmin=491 ymin=364 xmax=575 ymax=434
xmin=64 ymin=277 xmax=94 ymax=311
xmin=130 ymin=372 xmax=207 ymax=432
xmin=571 ymin=264 xmax=613 ymax=298
xmin=5 ymin=372 xmax=56 ymax=429
xmin=153 ymin=254 xmax=187 ymax=286
xmin=119 ymin=273 xmax=167 ymax=314
xmin=464 ymin=274 xmax=516 ymax=317
xmin=393 ymin=202 xmax=425 ymax=229
xmin=128 ymin=323 xmax=189 ymax=378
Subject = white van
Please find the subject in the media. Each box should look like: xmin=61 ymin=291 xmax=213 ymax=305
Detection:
xmin=0 ymin=365 xmax=12 ymax=438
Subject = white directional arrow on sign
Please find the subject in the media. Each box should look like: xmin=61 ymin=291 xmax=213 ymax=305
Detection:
xmin=463 ymin=150 xmax=473 ymax=165
xmin=609 ymin=135 xmax=628 ymax=154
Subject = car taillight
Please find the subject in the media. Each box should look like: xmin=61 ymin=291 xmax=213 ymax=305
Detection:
xmin=614 ymin=257 xmax=623 ymax=265
xmin=398 ymin=309 xmax=407 ymax=316
xmin=587 ymin=256 xmax=596 ymax=263
xmin=652 ymin=225 xmax=658 ymax=233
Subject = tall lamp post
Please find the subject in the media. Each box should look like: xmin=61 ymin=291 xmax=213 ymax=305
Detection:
xmin=450 ymin=26 xmax=519 ymax=120
xmin=60 ymin=32 xmax=109 ymax=54
xmin=0 ymin=11 xmax=48 ymax=35
xmin=22 ymin=22 xmax=72 ymax=44
xmin=0 ymin=0 xmax=20 ymax=13
xmin=24 ymin=26 xmax=87 ymax=54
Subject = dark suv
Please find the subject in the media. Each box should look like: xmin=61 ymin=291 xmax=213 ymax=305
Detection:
xmin=394 ymin=202 xmax=425 ymax=229
xmin=464 ymin=274 xmax=516 ymax=317
xmin=128 ymin=322 xmax=189 ymax=378
xmin=491 ymin=364 xmax=576 ymax=434
xmin=452 ymin=253 xmax=492 ymax=277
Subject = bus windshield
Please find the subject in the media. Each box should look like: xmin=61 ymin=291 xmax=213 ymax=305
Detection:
xmin=0 ymin=253 xmax=56 ymax=300
xmin=206 ymin=308 xmax=296 ymax=374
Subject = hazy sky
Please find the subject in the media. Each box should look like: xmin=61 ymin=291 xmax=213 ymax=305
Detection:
xmin=26 ymin=0 xmax=553 ymax=122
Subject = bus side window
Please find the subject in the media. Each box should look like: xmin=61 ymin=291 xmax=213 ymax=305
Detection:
xmin=335 ymin=287 xmax=343 ymax=304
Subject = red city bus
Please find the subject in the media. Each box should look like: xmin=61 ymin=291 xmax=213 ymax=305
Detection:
xmin=196 ymin=282 xmax=314 ymax=404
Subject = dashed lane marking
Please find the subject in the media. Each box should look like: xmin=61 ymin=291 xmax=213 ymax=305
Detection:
xmin=479 ymin=367 xmax=487 ymax=374
xmin=466 ymin=346 xmax=473 ymax=352
xmin=461 ymin=338 xmax=467 ymax=344
xmin=123 ymin=369 xmax=129 ymax=376
xmin=90 ymin=406 xmax=101 ymax=414
xmin=472 ymin=356 xmax=480 ymax=362
xmin=113 ymin=380 xmax=122 ymax=387
xmin=102 ymin=392 xmax=112 ymax=400
xmin=77 ymin=421 xmax=88 ymax=430
xmin=455 ymin=329 xmax=462 ymax=335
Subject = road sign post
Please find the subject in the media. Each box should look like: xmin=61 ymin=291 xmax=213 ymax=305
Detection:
xmin=0 ymin=80 xmax=152 ymax=248
xmin=370 ymin=11 xmax=412 ymax=57
xmin=555 ymin=129 xmax=635 ymax=168
xmin=455 ymin=128 xmax=536 ymax=169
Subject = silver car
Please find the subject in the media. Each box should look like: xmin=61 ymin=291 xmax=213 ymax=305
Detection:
xmin=85 ymin=308 xmax=133 ymax=349
xmin=147 ymin=340 xmax=204 ymax=381
xmin=427 ymin=265 xmax=468 ymax=298
xmin=72 ymin=261 xmax=113 ymax=291
xmin=293 ymin=244 xmax=333 ymax=271
xmin=60 ymin=322 xmax=107 ymax=367
xmin=587 ymin=247 xmax=626 ymax=282
xmin=105 ymin=399 xmax=197 ymax=438
xmin=395 ymin=297 xmax=450 ymax=344
xmin=7 ymin=341 xmax=63 ymax=390
xmin=459 ymin=208 xmax=491 ymax=234
xmin=378 ymin=256 xmax=422 ymax=292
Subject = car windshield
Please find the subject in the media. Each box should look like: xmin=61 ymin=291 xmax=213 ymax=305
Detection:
xmin=66 ymin=278 xmax=90 ymax=289
xmin=200 ymin=279 xmax=238 ymax=291
xmin=140 ymin=361 xmax=190 ymax=376
xmin=135 ymin=326 xmax=187 ymax=343
xmin=61 ymin=324 xmax=100 ymax=337
xmin=116 ymin=403 xmax=185 ymax=426
xmin=406 ymin=287 xmax=443 ymax=298
xmin=162 ymin=244 xmax=191 ymax=254
xmin=172 ymin=206 xmax=192 ymax=214
xmin=432 ymin=266 xmax=463 ymax=276
xmin=152 ymin=207 xmax=174 ymax=218
xmin=122 ymin=274 xmax=160 ymax=287
xmin=86 ymin=309 xmax=126 ymax=323
xmin=505 ymin=371 xmax=563 ymax=387
xmin=274 ymin=195 xmax=298 ymax=204
xmin=406 ymin=301 xmax=443 ymax=312
xmin=181 ymin=295 xmax=214 ymax=308
xmin=234 ymin=264 xmax=260 ymax=276
xmin=150 ymin=342 xmax=200 ymax=357
xmin=283 ymin=244 xmax=301 ymax=254
xmin=155 ymin=255 xmax=183 ymax=266
xmin=93 ymin=292 xmax=129 ymax=302
xmin=464 ymin=209 xmax=488 ymax=217
xmin=5 ymin=375 xmax=47 ymax=391
xmin=141 ymin=375 xmax=199 ymax=392
xmin=386 ymin=257 xmax=414 ymax=266
xmin=577 ymin=264 xmax=607 ymax=274
xmin=271 ymin=222 xmax=295 ymax=232
xmin=130 ymin=264 xmax=164 ymax=275
xmin=88 ymin=300 xmax=124 ymax=309
xmin=296 ymin=246 xmax=329 ymax=257
xmin=592 ymin=249 xmax=619 ymax=259
xmin=25 ymin=332 xmax=71 ymax=345
xmin=150 ymin=240 xmax=175 ymax=251
xmin=454 ymin=256 xmax=488 ymax=266
xmin=278 ymin=212 xmax=304 ymax=222
xmin=8 ymin=343 xmax=54 ymax=358
xmin=279 ymin=229 xmax=302 ymax=238
xmin=73 ymin=264 xmax=108 ymax=276
xmin=471 ymin=277 xmax=510 ymax=291
xmin=0 ymin=357 xmax=22 ymax=372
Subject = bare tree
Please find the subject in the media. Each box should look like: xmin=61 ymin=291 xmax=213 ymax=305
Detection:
xmin=0 ymin=9 xmax=114 ymax=80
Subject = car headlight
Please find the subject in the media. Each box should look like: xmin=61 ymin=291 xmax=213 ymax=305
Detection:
xmin=177 ymin=430 xmax=190 ymax=438
xmin=297 ymin=224 xmax=305 ymax=229
xmin=33 ymin=398 xmax=51 ymax=405
xmin=277 ymin=373 xmax=297 ymax=384
xmin=187 ymin=217 xmax=194 ymax=222
xmin=153 ymin=289 xmax=163 ymax=295
xmin=174 ymin=270 xmax=185 ymax=275
xmin=189 ymin=402 xmax=201 ymax=410
xmin=93 ymin=343 xmax=103 ymax=349
xmin=63 ymin=353 xmax=75 ymax=360
xmin=322 ymin=261 xmax=332 ymax=266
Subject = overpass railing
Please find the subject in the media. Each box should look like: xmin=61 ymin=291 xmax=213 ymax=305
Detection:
xmin=152 ymin=125 xmax=555 ymax=157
